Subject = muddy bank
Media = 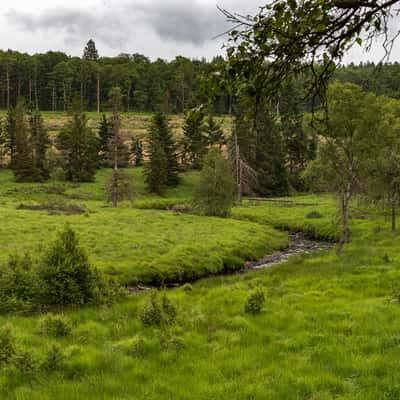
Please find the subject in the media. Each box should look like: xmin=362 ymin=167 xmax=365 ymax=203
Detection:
xmin=245 ymin=233 xmax=333 ymax=271
xmin=128 ymin=233 xmax=333 ymax=293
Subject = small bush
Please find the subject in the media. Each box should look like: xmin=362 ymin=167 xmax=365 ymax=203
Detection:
xmin=0 ymin=254 xmax=38 ymax=314
xmin=37 ymin=225 xmax=111 ymax=307
xmin=39 ymin=314 xmax=72 ymax=338
xmin=193 ymin=149 xmax=235 ymax=217
xmin=13 ymin=350 xmax=36 ymax=374
xmin=182 ymin=283 xmax=193 ymax=293
xmin=41 ymin=344 xmax=65 ymax=372
xmin=140 ymin=292 xmax=177 ymax=327
xmin=73 ymin=321 xmax=109 ymax=344
xmin=383 ymin=253 xmax=391 ymax=263
xmin=306 ymin=211 xmax=323 ymax=219
xmin=244 ymin=290 xmax=265 ymax=315
xmin=0 ymin=324 xmax=17 ymax=367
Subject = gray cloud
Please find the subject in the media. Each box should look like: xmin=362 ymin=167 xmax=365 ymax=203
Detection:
xmin=5 ymin=1 xmax=238 ymax=49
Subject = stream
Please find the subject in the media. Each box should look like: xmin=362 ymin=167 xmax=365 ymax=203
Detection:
xmin=128 ymin=233 xmax=334 ymax=293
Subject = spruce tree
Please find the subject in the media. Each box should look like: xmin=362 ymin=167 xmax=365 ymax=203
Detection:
xmin=205 ymin=115 xmax=225 ymax=149
xmin=144 ymin=115 xmax=169 ymax=195
xmin=131 ymin=137 xmax=143 ymax=167
xmin=29 ymin=110 xmax=50 ymax=181
xmin=13 ymin=98 xmax=34 ymax=182
xmin=153 ymin=112 xmax=179 ymax=186
xmin=58 ymin=100 xmax=99 ymax=182
xmin=83 ymin=39 xmax=99 ymax=61
xmin=98 ymin=114 xmax=112 ymax=166
xmin=234 ymin=100 xmax=289 ymax=197
xmin=182 ymin=107 xmax=207 ymax=169
xmin=4 ymin=107 xmax=17 ymax=168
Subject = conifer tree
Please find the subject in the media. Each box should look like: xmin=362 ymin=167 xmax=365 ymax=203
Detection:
xmin=4 ymin=107 xmax=17 ymax=168
xmin=182 ymin=107 xmax=207 ymax=169
xmin=29 ymin=110 xmax=50 ymax=181
xmin=153 ymin=112 xmax=179 ymax=186
xmin=144 ymin=115 xmax=169 ymax=195
xmin=58 ymin=100 xmax=99 ymax=182
xmin=98 ymin=114 xmax=112 ymax=166
xmin=13 ymin=98 xmax=34 ymax=182
xmin=234 ymin=100 xmax=289 ymax=196
xmin=106 ymin=87 xmax=133 ymax=207
xmin=205 ymin=115 xmax=225 ymax=149
xmin=131 ymin=137 xmax=143 ymax=166
xmin=83 ymin=40 xmax=99 ymax=61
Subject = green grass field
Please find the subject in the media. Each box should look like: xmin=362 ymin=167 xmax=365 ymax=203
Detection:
xmin=1 ymin=167 xmax=400 ymax=399
xmin=0 ymin=168 xmax=288 ymax=285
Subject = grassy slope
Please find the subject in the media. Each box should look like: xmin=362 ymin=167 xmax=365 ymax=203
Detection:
xmin=2 ymin=198 xmax=400 ymax=399
xmin=0 ymin=169 xmax=287 ymax=285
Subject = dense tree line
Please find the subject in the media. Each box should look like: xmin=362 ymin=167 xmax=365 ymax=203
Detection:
xmin=0 ymin=42 xmax=230 ymax=114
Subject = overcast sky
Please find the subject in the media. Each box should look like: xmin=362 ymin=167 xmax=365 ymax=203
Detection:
xmin=0 ymin=0 xmax=399 ymax=63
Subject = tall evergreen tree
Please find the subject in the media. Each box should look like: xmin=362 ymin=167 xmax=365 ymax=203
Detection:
xmin=153 ymin=113 xmax=179 ymax=186
xmin=98 ymin=114 xmax=112 ymax=166
xmin=205 ymin=115 xmax=225 ymax=149
xmin=13 ymin=98 xmax=34 ymax=182
xmin=144 ymin=115 xmax=169 ymax=194
xmin=4 ymin=108 xmax=17 ymax=168
xmin=234 ymin=100 xmax=289 ymax=196
xmin=58 ymin=100 xmax=99 ymax=182
xmin=182 ymin=107 xmax=207 ymax=169
xmin=83 ymin=40 xmax=99 ymax=61
xmin=29 ymin=110 xmax=50 ymax=181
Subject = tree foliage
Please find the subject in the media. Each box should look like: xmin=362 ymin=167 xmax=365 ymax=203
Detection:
xmin=193 ymin=149 xmax=235 ymax=217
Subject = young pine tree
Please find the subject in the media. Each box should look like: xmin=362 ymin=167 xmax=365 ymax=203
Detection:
xmin=29 ymin=110 xmax=50 ymax=181
xmin=58 ymin=100 xmax=99 ymax=182
xmin=193 ymin=149 xmax=235 ymax=217
xmin=152 ymin=112 xmax=179 ymax=186
xmin=98 ymin=114 xmax=112 ymax=166
xmin=131 ymin=137 xmax=143 ymax=166
xmin=144 ymin=115 xmax=169 ymax=195
xmin=205 ymin=115 xmax=225 ymax=149
xmin=13 ymin=98 xmax=34 ymax=182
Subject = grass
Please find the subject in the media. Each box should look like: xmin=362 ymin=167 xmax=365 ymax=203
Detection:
xmin=0 ymin=169 xmax=287 ymax=285
xmin=1 ymin=194 xmax=400 ymax=399
xmin=0 ymin=111 xmax=232 ymax=142
xmin=2 ymin=168 xmax=400 ymax=399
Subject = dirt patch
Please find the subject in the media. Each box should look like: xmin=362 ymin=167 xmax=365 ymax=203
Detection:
xmin=17 ymin=201 xmax=86 ymax=215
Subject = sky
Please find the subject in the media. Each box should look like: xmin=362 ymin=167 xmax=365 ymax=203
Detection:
xmin=0 ymin=0 xmax=399 ymax=63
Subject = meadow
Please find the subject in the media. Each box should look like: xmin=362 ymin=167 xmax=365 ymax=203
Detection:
xmin=0 ymin=168 xmax=288 ymax=285
xmin=1 ymin=171 xmax=399 ymax=399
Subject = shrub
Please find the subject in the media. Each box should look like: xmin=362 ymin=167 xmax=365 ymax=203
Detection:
xmin=193 ymin=149 xmax=235 ymax=217
xmin=140 ymin=292 xmax=177 ymax=327
xmin=0 ymin=254 xmax=38 ymax=314
xmin=182 ymin=283 xmax=193 ymax=293
xmin=306 ymin=211 xmax=324 ymax=219
xmin=13 ymin=350 xmax=36 ymax=374
xmin=0 ymin=324 xmax=17 ymax=367
xmin=41 ymin=344 xmax=65 ymax=372
xmin=244 ymin=289 xmax=265 ymax=315
xmin=37 ymin=225 xmax=109 ymax=307
xmin=73 ymin=321 xmax=109 ymax=344
xmin=39 ymin=314 xmax=72 ymax=338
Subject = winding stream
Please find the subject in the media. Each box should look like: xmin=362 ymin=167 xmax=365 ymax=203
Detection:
xmin=128 ymin=233 xmax=334 ymax=293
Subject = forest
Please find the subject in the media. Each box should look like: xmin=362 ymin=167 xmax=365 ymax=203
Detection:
xmin=1 ymin=1 xmax=400 ymax=399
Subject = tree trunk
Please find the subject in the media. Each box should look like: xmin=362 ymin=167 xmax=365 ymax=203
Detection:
xmin=337 ymin=192 xmax=351 ymax=255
